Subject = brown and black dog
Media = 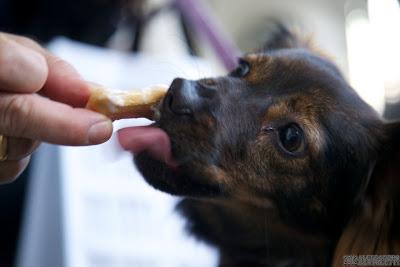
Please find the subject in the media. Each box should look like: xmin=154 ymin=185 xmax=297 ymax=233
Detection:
xmin=131 ymin=26 xmax=400 ymax=266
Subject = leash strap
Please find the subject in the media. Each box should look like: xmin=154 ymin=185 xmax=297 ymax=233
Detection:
xmin=174 ymin=0 xmax=241 ymax=71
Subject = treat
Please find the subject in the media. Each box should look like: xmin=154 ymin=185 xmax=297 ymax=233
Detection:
xmin=86 ymin=85 xmax=168 ymax=120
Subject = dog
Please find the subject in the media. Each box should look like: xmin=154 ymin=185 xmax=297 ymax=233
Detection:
xmin=128 ymin=25 xmax=400 ymax=266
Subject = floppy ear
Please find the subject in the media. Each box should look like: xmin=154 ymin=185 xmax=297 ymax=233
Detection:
xmin=332 ymin=122 xmax=400 ymax=266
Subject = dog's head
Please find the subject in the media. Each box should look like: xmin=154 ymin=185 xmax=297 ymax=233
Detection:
xmin=123 ymin=26 xmax=400 ymax=250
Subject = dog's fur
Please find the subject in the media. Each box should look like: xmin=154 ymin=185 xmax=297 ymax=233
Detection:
xmin=134 ymin=26 xmax=400 ymax=266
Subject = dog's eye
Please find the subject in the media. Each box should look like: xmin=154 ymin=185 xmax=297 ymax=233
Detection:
xmin=278 ymin=123 xmax=304 ymax=154
xmin=230 ymin=59 xmax=250 ymax=77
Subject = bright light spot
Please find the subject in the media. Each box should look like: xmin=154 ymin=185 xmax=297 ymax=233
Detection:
xmin=368 ymin=0 xmax=400 ymax=103
xmin=345 ymin=8 xmax=385 ymax=114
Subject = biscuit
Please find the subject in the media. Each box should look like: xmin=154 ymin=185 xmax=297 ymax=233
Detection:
xmin=86 ymin=85 xmax=168 ymax=120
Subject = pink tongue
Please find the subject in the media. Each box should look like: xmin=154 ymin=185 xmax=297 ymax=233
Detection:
xmin=117 ymin=126 xmax=177 ymax=168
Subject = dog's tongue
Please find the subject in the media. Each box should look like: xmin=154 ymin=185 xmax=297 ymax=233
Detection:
xmin=117 ymin=126 xmax=177 ymax=167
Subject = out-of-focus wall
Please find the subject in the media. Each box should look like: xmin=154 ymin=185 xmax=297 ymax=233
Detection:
xmin=208 ymin=0 xmax=349 ymax=76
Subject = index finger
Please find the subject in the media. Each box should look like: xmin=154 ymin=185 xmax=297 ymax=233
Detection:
xmin=5 ymin=33 xmax=91 ymax=108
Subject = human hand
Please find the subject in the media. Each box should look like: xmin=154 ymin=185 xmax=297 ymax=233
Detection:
xmin=0 ymin=33 xmax=113 ymax=184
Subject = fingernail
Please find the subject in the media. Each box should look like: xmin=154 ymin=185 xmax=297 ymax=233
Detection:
xmin=88 ymin=120 xmax=113 ymax=144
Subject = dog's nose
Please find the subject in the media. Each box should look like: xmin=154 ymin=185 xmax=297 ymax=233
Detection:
xmin=165 ymin=78 xmax=200 ymax=116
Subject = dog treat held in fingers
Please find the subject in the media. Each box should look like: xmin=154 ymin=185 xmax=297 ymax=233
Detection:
xmin=86 ymin=85 xmax=168 ymax=120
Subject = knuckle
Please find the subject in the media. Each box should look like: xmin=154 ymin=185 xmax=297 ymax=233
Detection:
xmin=0 ymin=95 xmax=33 ymax=136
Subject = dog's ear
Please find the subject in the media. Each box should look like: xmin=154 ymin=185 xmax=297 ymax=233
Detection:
xmin=262 ymin=22 xmax=303 ymax=51
xmin=262 ymin=21 xmax=313 ymax=51
xmin=332 ymin=121 xmax=400 ymax=266
xmin=262 ymin=21 xmax=335 ymax=62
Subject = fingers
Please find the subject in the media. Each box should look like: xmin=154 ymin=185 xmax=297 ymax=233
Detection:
xmin=3 ymin=33 xmax=91 ymax=108
xmin=6 ymin=137 xmax=40 ymax=160
xmin=0 ymin=93 xmax=113 ymax=145
xmin=0 ymin=157 xmax=30 ymax=184
xmin=40 ymin=55 xmax=91 ymax=107
xmin=0 ymin=33 xmax=48 ymax=94
xmin=0 ymin=33 xmax=112 ymax=146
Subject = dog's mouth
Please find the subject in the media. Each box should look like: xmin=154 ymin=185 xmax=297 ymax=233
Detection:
xmin=118 ymin=124 xmax=222 ymax=197
xmin=118 ymin=125 xmax=177 ymax=168
xmin=116 ymin=77 xmax=225 ymax=197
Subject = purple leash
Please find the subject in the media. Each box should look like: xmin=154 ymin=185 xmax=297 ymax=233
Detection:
xmin=174 ymin=0 xmax=241 ymax=71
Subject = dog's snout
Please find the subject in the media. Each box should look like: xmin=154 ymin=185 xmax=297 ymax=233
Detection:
xmin=166 ymin=78 xmax=196 ymax=116
xmin=166 ymin=78 xmax=215 ymax=116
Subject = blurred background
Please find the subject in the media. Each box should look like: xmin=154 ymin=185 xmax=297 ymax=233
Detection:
xmin=0 ymin=0 xmax=399 ymax=266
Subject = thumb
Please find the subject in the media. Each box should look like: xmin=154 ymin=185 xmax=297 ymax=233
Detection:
xmin=0 ymin=93 xmax=113 ymax=145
